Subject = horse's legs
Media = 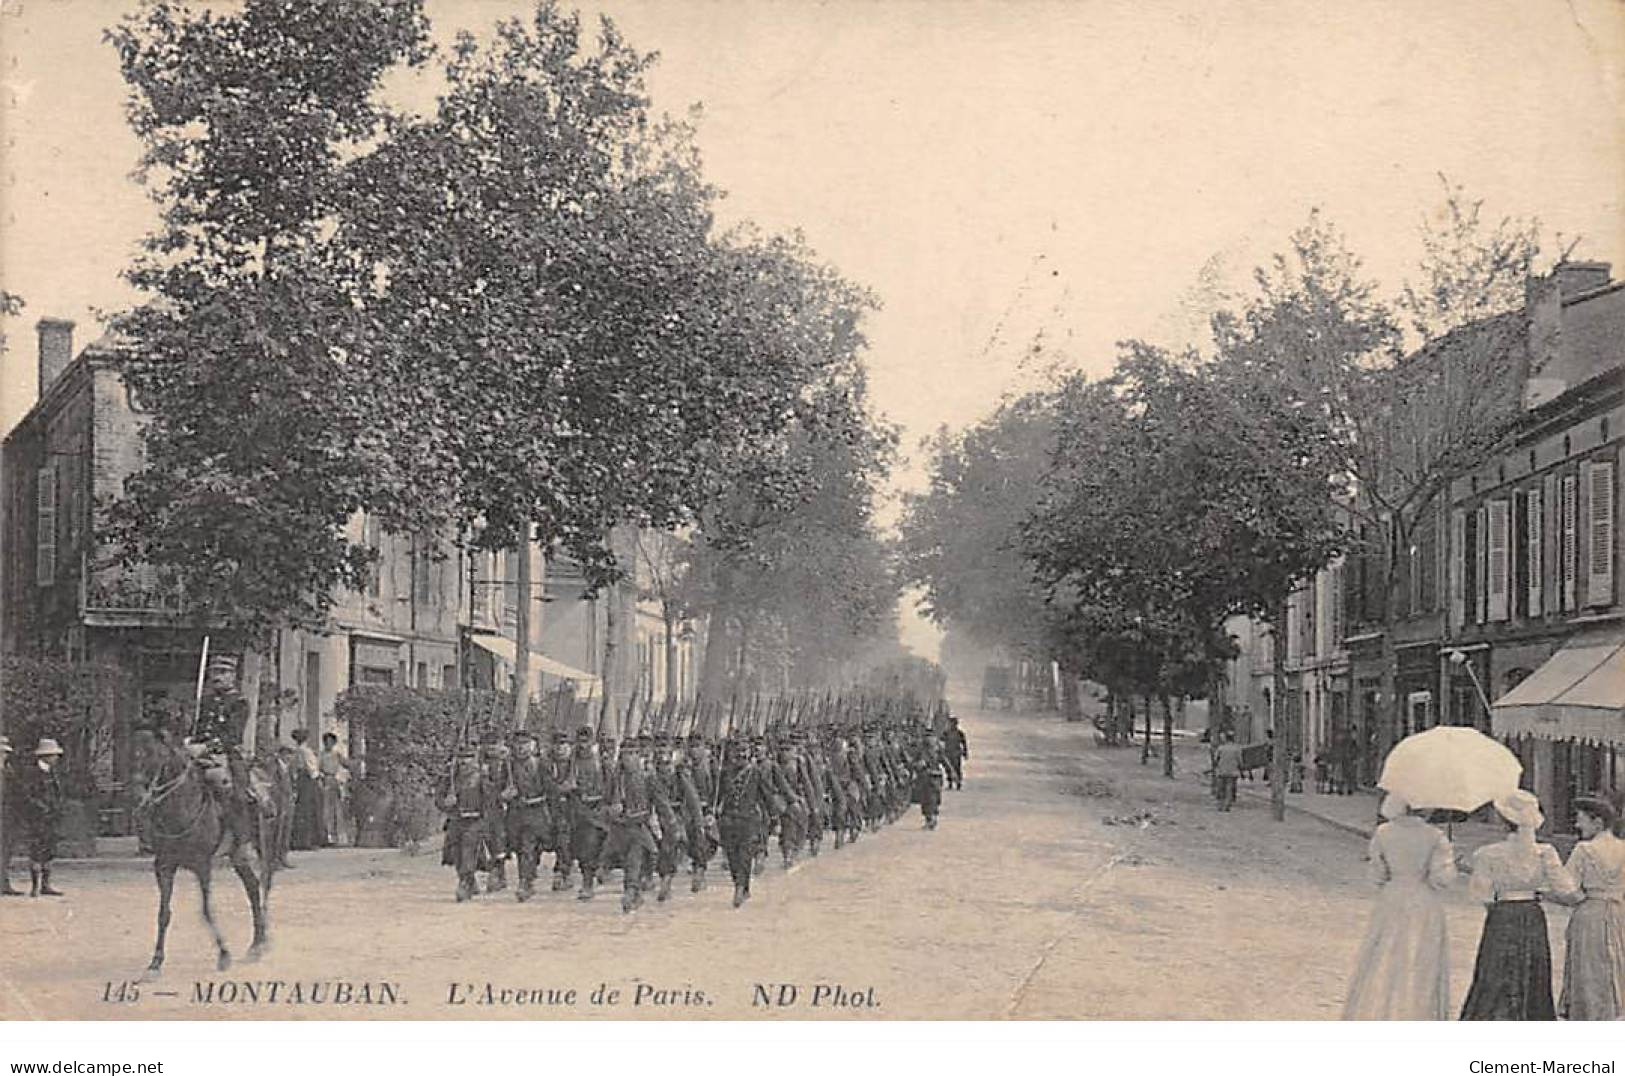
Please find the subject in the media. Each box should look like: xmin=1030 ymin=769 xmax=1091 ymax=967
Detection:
xmin=234 ymin=852 xmax=268 ymax=960
xmin=141 ymin=860 xmax=177 ymax=982
xmin=196 ymin=862 xmax=232 ymax=972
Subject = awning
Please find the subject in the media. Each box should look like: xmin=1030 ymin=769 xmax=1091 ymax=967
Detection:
xmin=469 ymin=633 xmax=601 ymax=695
xmin=1492 ymin=626 xmax=1625 ymax=747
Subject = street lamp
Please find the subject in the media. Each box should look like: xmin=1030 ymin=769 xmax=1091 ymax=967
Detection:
xmin=1448 ymin=648 xmax=1494 ymax=727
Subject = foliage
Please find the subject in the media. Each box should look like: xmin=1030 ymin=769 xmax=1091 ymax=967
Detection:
xmin=1 ymin=656 xmax=133 ymax=798
xmin=102 ymin=0 xmax=441 ymax=638
xmin=335 ymin=686 xmax=507 ymax=850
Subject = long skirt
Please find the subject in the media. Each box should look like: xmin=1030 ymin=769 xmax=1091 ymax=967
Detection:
xmin=291 ymin=772 xmax=321 ymax=851
xmin=1560 ymin=896 xmax=1625 ymax=1021
xmin=1342 ymin=881 xmax=1450 ymax=1019
xmin=1460 ymin=901 xmax=1555 ymax=1020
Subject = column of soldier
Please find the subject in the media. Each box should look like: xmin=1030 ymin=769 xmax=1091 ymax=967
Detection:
xmin=439 ymin=694 xmax=971 ymax=911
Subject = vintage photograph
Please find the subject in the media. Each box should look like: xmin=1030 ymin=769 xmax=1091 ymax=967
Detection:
xmin=1 ymin=0 xmax=1623 ymax=1032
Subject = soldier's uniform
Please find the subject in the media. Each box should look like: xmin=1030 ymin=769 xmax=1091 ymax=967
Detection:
xmin=770 ymin=743 xmax=808 ymax=869
xmin=543 ymin=731 xmax=575 ymax=890
xmin=479 ymin=739 xmax=512 ymax=893
xmin=675 ymin=742 xmax=714 ymax=892
xmin=569 ymin=729 xmax=610 ymax=901
xmin=648 ymin=740 xmax=684 ymax=902
xmin=942 ymin=718 xmax=968 ymax=790
xmin=912 ymin=735 xmax=945 ymax=829
xmin=608 ymin=744 xmax=658 ymax=913
xmin=798 ymin=737 xmax=829 ymax=857
xmin=716 ymin=740 xmax=775 ymax=908
xmin=440 ymin=748 xmax=490 ymax=902
xmin=504 ymin=731 xmax=551 ymax=902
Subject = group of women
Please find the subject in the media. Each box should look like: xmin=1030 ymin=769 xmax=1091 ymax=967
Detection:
xmin=1343 ymin=789 xmax=1625 ymax=1021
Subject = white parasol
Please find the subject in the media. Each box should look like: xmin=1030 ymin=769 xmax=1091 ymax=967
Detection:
xmin=1376 ymin=725 xmax=1522 ymax=813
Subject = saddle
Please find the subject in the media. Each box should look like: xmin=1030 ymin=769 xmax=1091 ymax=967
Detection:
xmin=190 ymin=746 xmax=277 ymax=819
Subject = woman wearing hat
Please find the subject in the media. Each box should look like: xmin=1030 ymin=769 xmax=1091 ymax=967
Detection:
xmin=1342 ymin=793 xmax=1457 ymax=1019
xmin=1459 ymin=789 xmax=1576 ymax=1020
xmin=1549 ymin=796 xmax=1625 ymax=1020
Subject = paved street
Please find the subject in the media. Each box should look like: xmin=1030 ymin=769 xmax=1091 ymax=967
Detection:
xmin=0 ymin=702 xmax=1572 ymax=1021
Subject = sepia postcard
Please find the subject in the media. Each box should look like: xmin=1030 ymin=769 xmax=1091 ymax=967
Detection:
xmin=1 ymin=0 xmax=1624 ymax=1045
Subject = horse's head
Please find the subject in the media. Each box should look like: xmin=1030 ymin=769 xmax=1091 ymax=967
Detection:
xmin=129 ymin=728 xmax=183 ymax=792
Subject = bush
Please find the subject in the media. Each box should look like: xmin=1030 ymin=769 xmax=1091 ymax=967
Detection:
xmin=335 ymin=686 xmax=511 ymax=851
xmin=2 ymin=655 xmax=131 ymax=800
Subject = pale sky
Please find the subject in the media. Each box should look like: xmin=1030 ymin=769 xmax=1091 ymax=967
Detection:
xmin=4 ymin=0 xmax=1623 ymax=661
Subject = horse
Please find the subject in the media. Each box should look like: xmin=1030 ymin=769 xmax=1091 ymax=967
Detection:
xmin=129 ymin=730 xmax=277 ymax=980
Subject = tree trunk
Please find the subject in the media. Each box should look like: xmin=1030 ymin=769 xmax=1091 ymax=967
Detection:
xmin=1140 ymin=696 xmax=1152 ymax=765
xmin=513 ymin=532 xmax=532 ymax=731
xmin=598 ymin=582 xmax=621 ymax=736
xmin=1161 ymin=694 xmax=1175 ymax=778
xmin=1060 ymin=664 xmax=1081 ymax=722
xmin=664 ymin=612 xmax=678 ymax=701
xmin=697 ymin=568 xmax=736 ymax=700
xmin=241 ymin=642 xmax=265 ymax=756
xmin=1271 ymin=601 xmax=1290 ymax=822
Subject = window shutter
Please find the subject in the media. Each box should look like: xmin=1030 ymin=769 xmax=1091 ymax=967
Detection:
xmin=35 ymin=466 xmax=57 ymax=587
xmin=1526 ymin=486 xmax=1543 ymax=617
xmin=1562 ymin=473 xmax=1579 ymax=610
xmin=1586 ymin=460 xmax=1616 ymax=607
xmin=1476 ymin=506 xmax=1489 ymax=624
xmin=1487 ymin=499 xmax=1509 ymax=621
xmin=1449 ymin=509 xmax=1466 ymax=630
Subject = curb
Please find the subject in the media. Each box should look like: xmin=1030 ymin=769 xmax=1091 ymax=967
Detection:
xmin=1235 ymin=787 xmax=1375 ymax=840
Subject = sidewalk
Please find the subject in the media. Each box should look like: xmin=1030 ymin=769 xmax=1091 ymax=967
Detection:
xmin=1136 ymin=740 xmax=1521 ymax=862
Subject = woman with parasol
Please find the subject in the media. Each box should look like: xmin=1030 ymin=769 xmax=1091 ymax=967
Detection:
xmin=1341 ymin=791 xmax=1457 ymax=1019
xmin=1459 ymin=789 xmax=1576 ymax=1020
xmin=1343 ymin=725 xmax=1525 ymax=1019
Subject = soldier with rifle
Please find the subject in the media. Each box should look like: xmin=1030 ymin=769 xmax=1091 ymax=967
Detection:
xmin=568 ymin=726 xmax=610 ymax=901
xmin=675 ymin=734 xmax=714 ymax=892
xmin=542 ymin=729 xmax=575 ymax=891
xmin=441 ymin=745 xmax=490 ymax=902
xmin=942 ymin=715 xmax=968 ymax=791
xmin=503 ymin=729 xmax=550 ymax=902
xmin=479 ymin=733 xmax=512 ymax=893
xmin=769 ymin=737 xmax=808 ymax=869
xmin=716 ymin=736 xmax=775 ymax=908
xmin=648 ymin=735 xmax=685 ymax=902
xmin=607 ymin=737 xmax=658 ymax=913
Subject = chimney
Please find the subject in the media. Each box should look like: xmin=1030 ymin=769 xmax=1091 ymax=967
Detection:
xmin=35 ymin=318 xmax=76 ymax=396
xmin=1554 ymin=261 xmax=1612 ymax=299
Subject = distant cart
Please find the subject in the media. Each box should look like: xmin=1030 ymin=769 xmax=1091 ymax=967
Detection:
xmin=980 ymin=665 xmax=1015 ymax=710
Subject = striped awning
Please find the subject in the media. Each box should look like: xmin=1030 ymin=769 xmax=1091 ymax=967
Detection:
xmin=1492 ymin=626 xmax=1625 ymax=747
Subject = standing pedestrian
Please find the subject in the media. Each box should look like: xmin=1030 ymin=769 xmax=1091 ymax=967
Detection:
xmin=0 ymin=735 xmax=20 ymax=896
xmin=318 ymin=731 xmax=350 ymax=848
xmin=941 ymin=717 xmax=968 ymax=791
xmin=1459 ymin=790 xmax=1576 ymax=1020
xmin=289 ymin=728 xmax=320 ymax=851
xmin=1212 ymin=731 xmax=1242 ymax=812
xmin=1552 ymin=796 xmax=1625 ymax=1020
xmin=1341 ymin=794 xmax=1456 ymax=1019
xmin=16 ymin=738 xmax=67 ymax=897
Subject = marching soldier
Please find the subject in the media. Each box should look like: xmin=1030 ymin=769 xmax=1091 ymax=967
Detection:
xmin=648 ymin=737 xmax=684 ymax=902
xmin=912 ymin=732 xmax=946 ymax=829
xmin=675 ymin=737 xmax=714 ymax=892
xmin=942 ymin=716 xmax=968 ymax=790
xmin=716 ymin=737 xmax=775 ymax=908
xmin=504 ymin=730 xmax=550 ymax=902
xmin=441 ymin=746 xmax=489 ymax=902
xmin=569 ymin=727 xmax=610 ymax=901
xmin=480 ymin=735 xmax=512 ymax=893
xmin=543 ymin=729 xmax=575 ymax=891
xmin=608 ymin=739 xmax=658 ymax=913
xmin=770 ymin=739 xmax=808 ymax=869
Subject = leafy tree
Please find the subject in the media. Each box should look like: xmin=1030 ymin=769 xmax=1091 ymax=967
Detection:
xmin=102 ymin=0 xmax=437 ymax=750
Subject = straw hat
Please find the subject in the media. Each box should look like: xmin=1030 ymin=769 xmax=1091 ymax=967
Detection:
xmin=1493 ymin=789 xmax=1544 ymax=830
xmin=34 ymin=738 xmax=64 ymax=757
